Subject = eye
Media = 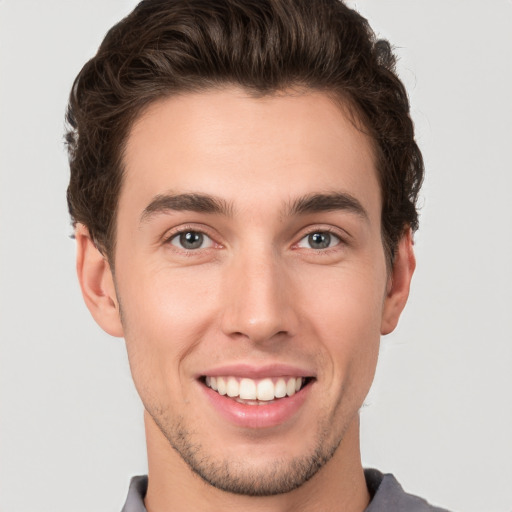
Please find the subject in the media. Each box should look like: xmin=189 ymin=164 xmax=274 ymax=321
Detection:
xmin=169 ymin=230 xmax=214 ymax=250
xmin=297 ymin=231 xmax=341 ymax=250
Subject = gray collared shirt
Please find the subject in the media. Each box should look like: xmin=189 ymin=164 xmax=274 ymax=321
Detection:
xmin=121 ymin=468 xmax=451 ymax=511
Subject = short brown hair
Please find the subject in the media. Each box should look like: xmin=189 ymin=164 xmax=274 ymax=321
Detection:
xmin=66 ymin=0 xmax=423 ymax=266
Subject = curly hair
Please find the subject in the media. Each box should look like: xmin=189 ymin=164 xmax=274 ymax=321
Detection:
xmin=66 ymin=0 xmax=423 ymax=266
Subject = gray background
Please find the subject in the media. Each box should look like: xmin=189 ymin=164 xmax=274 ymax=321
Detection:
xmin=1 ymin=1 xmax=511 ymax=511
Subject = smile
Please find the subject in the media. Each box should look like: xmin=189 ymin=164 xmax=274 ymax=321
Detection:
xmin=204 ymin=376 xmax=310 ymax=404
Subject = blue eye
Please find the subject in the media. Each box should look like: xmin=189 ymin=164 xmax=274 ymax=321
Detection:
xmin=297 ymin=231 xmax=341 ymax=250
xmin=170 ymin=231 xmax=213 ymax=250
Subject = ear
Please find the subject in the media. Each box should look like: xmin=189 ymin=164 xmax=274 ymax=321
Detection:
xmin=381 ymin=228 xmax=416 ymax=335
xmin=75 ymin=224 xmax=124 ymax=337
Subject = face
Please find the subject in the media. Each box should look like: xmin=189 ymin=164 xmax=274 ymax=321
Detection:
xmin=81 ymin=87 xmax=412 ymax=496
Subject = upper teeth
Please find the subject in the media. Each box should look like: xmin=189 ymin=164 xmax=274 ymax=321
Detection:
xmin=205 ymin=376 xmax=304 ymax=401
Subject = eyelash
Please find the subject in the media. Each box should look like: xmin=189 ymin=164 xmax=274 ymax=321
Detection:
xmin=162 ymin=225 xmax=348 ymax=254
xmin=294 ymin=227 xmax=347 ymax=253
xmin=163 ymin=225 xmax=219 ymax=253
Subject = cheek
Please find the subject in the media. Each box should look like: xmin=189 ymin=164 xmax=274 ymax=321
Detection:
xmin=298 ymin=264 xmax=385 ymax=377
xmin=121 ymin=261 xmax=218 ymax=335
xmin=116 ymin=264 xmax=221 ymax=398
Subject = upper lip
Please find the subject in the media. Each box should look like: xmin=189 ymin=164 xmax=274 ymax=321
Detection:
xmin=198 ymin=363 xmax=315 ymax=379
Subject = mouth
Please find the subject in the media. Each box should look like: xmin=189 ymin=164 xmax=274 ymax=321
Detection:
xmin=201 ymin=375 xmax=314 ymax=405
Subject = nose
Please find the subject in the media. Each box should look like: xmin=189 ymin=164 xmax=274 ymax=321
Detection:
xmin=220 ymin=247 xmax=297 ymax=344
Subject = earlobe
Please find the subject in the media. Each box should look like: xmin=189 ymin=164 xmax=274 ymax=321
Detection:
xmin=75 ymin=224 xmax=124 ymax=337
xmin=380 ymin=228 xmax=416 ymax=335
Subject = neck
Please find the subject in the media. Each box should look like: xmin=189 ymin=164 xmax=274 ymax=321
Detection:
xmin=144 ymin=411 xmax=369 ymax=512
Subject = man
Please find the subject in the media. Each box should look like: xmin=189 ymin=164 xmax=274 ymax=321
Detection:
xmin=66 ymin=0 xmax=449 ymax=510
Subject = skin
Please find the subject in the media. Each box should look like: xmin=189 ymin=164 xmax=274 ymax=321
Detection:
xmin=76 ymin=87 xmax=415 ymax=512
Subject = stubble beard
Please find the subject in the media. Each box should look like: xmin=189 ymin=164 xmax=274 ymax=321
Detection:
xmin=149 ymin=408 xmax=344 ymax=497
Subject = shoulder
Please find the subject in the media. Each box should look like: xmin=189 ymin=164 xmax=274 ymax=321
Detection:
xmin=364 ymin=468 xmax=451 ymax=512
xmin=120 ymin=475 xmax=148 ymax=512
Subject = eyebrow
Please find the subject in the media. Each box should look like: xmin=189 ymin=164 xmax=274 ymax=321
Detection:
xmin=140 ymin=192 xmax=233 ymax=224
xmin=139 ymin=190 xmax=369 ymax=225
xmin=286 ymin=192 xmax=369 ymax=221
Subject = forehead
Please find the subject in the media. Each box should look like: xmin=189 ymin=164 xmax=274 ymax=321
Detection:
xmin=120 ymin=87 xmax=380 ymax=223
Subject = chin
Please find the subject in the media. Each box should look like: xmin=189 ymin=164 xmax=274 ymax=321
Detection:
xmin=149 ymin=405 xmax=346 ymax=497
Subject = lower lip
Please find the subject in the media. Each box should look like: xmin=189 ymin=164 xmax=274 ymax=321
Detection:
xmin=202 ymin=382 xmax=311 ymax=429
